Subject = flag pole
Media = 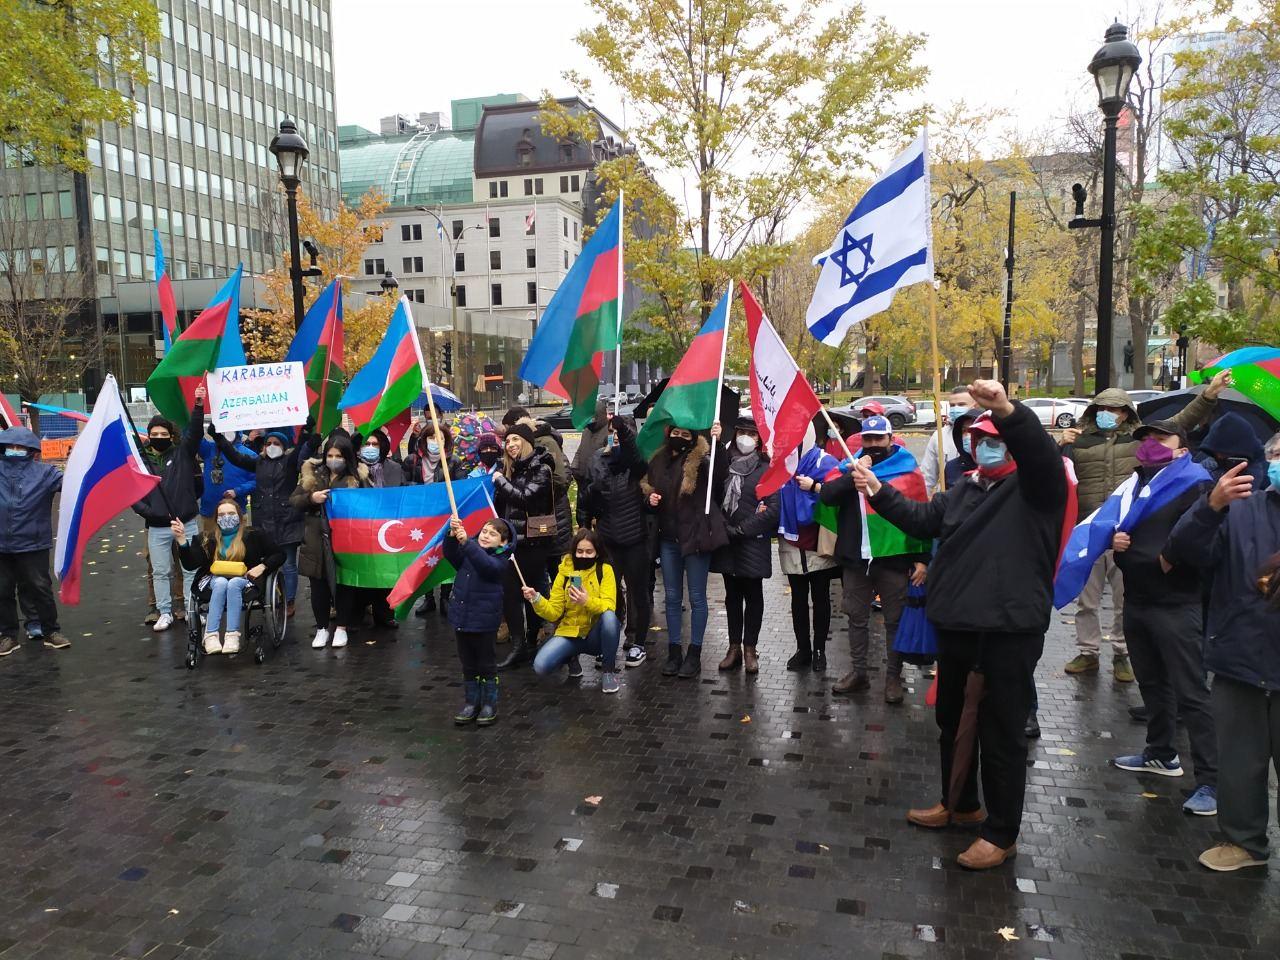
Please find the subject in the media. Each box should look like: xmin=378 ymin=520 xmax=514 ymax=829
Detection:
xmin=929 ymin=281 xmax=947 ymax=491
xmin=614 ymin=191 xmax=625 ymax=414
xmin=481 ymin=483 xmax=527 ymax=588
xmin=405 ymin=296 xmax=459 ymax=518
xmin=704 ymin=281 xmax=733 ymax=515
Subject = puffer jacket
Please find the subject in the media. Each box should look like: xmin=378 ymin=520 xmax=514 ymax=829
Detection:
xmin=711 ymin=448 xmax=780 ymax=579
xmin=0 ymin=428 xmax=62 ymax=553
xmin=133 ymin=402 xmax=204 ymax=526
xmin=214 ymin=435 xmax=304 ymax=546
xmin=288 ymin=459 xmax=370 ymax=580
xmin=444 ymin=518 xmax=516 ymax=633
xmin=640 ymin=435 xmax=730 ymax=557
xmin=1068 ymin=388 xmax=1216 ymax=516
xmin=493 ymin=449 xmax=553 ymax=540
xmin=532 ymin=553 xmax=618 ymax=638
xmin=585 ymin=432 xmax=648 ymax=547
xmin=528 ymin=418 xmax=573 ymax=554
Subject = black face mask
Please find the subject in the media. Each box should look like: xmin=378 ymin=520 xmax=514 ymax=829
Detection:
xmin=668 ymin=435 xmax=692 ymax=455
xmin=478 ymin=450 xmax=500 ymax=467
xmin=149 ymin=436 xmax=173 ymax=452
xmin=572 ymin=555 xmax=596 ymax=570
xmin=865 ymin=445 xmax=891 ymax=463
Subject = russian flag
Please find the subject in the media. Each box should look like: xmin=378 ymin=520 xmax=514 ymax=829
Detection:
xmin=54 ymin=375 xmax=161 ymax=604
xmin=338 ymin=297 xmax=425 ymax=435
xmin=154 ymin=230 xmax=178 ymax=352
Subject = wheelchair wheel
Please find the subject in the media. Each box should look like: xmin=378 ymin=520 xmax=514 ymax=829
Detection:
xmin=264 ymin=571 xmax=288 ymax=646
xmin=186 ymin=653 xmax=197 ymax=670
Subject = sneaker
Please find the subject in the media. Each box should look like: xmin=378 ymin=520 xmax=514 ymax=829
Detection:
xmin=786 ymin=650 xmax=812 ymax=671
xmin=42 ymin=632 xmax=71 ymax=650
xmin=331 ymin=627 xmax=348 ymax=648
xmin=1113 ymin=655 xmax=1135 ymax=683
xmin=1064 ymin=653 xmax=1099 ymax=674
xmin=311 ymin=628 xmax=329 ymax=649
xmin=625 ymin=645 xmax=646 ymax=667
xmin=1199 ymin=842 xmax=1266 ymax=872
xmin=0 ymin=636 xmax=18 ymax=657
xmin=152 ymin=613 xmax=174 ymax=632
xmin=222 ymin=631 xmax=241 ymax=655
xmin=1182 ymin=785 xmax=1217 ymax=816
xmin=567 ymin=655 xmax=583 ymax=678
xmin=1113 ymin=753 xmax=1183 ymax=776
xmin=601 ymin=671 xmax=621 ymax=694
xmin=203 ymin=632 xmax=223 ymax=655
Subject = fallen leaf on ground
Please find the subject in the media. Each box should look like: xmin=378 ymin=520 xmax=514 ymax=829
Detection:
xmin=1141 ymin=792 xmax=1158 ymax=799
xmin=997 ymin=927 xmax=1019 ymax=941
xmin=740 ymin=715 xmax=752 ymax=724
xmin=584 ymin=795 xmax=602 ymax=806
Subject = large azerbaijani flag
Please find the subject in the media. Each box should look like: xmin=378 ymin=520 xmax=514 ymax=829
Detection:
xmin=153 ymin=229 xmax=179 ymax=351
xmin=813 ymin=446 xmax=930 ymax=558
xmin=518 ymin=198 xmax=622 ymax=427
xmin=146 ymin=264 xmax=246 ymax=426
xmin=338 ymin=296 xmax=424 ymax=435
xmin=1189 ymin=346 xmax=1280 ymax=421
xmin=284 ymin=279 xmax=345 ymax=434
xmin=635 ymin=288 xmax=730 ymax=460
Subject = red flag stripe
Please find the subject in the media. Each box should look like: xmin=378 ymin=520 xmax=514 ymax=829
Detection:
xmin=576 ymin=246 xmax=620 ymax=318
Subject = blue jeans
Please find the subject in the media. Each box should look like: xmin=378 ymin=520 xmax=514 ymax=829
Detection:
xmin=659 ymin=539 xmax=711 ymax=647
xmin=206 ymin=576 xmax=249 ymax=633
xmin=147 ymin=521 xmax=198 ymax=615
xmin=533 ymin=611 xmax=622 ymax=673
xmin=281 ymin=543 xmax=299 ymax=602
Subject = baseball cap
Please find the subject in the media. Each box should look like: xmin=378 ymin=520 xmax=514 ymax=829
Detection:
xmin=858 ymin=400 xmax=886 ymax=416
xmin=860 ymin=415 xmax=892 ymax=436
xmin=967 ymin=411 xmax=1002 ymax=438
xmin=1133 ymin=418 xmax=1187 ymax=443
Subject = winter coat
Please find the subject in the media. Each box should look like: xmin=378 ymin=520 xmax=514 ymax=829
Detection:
xmin=133 ymin=402 xmax=204 ymax=526
xmin=1112 ymin=465 xmax=1209 ymax=605
xmin=493 ymin=449 xmax=553 ymax=540
xmin=1166 ymin=488 xmax=1280 ymax=691
xmin=584 ymin=431 xmax=648 ymax=547
xmin=289 ymin=459 xmax=370 ymax=580
xmin=1068 ymin=388 xmax=1216 ymax=516
xmin=818 ymin=446 xmax=931 ymax=569
xmin=1195 ymin=412 xmax=1270 ymax=489
xmin=443 ymin=524 xmax=514 ymax=633
xmin=532 ymin=553 xmax=618 ymax=638
xmin=197 ymin=435 xmax=257 ymax=516
xmin=177 ymin=527 xmax=285 ymax=587
xmin=0 ymin=428 xmax=62 ymax=553
xmin=711 ymin=448 xmax=780 ymax=579
xmin=868 ymin=401 xmax=1069 ymax=634
xmin=215 ymin=437 xmax=304 ymax=546
xmin=640 ymin=436 xmax=730 ymax=557
xmin=527 ymin=419 xmax=574 ymax=555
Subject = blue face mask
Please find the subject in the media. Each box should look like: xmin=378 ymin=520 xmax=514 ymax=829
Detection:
xmin=961 ymin=435 xmax=973 ymax=455
xmin=975 ymin=440 xmax=1009 ymax=468
xmin=1269 ymin=460 xmax=1280 ymax=491
xmin=1095 ymin=410 xmax=1120 ymax=431
xmin=4 ymin=447 xmax=28 ymax=459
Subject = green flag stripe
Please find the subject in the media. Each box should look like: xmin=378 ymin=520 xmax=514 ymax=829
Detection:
xmin=360 ymin=366 xmax=422 ymax=434
xmin=392 ymin=558 xmax=458 ymax=620
xmin=147 ymin=336 xmax=220 ymax=426
xmin=635 ymin=378 xmax=720 ymax=459
xmin=334 ymin=550 xmax=417 ymax=587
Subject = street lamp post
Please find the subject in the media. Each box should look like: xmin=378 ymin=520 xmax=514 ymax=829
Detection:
xmin=269 ymin=118 xmax=318 ymax=330
xmin=380 ymin=271 xmax=399 ymax=297
xmin=1068 ymin=22 xmax=1141 ymax=392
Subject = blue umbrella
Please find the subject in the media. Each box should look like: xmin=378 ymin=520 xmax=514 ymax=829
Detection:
xmin=415 ymin=384 xmax=462 ymax=412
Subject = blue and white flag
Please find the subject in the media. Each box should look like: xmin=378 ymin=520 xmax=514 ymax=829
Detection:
xmin=1053 ymin=454 xmax=1211 ymax=609
xmin=806 ymin=129 xmax=933 ymax=346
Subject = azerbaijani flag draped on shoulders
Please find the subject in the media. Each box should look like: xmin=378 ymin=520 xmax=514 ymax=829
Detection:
xmin=146 ymin=264 xmax=246 ymax=426
xmin=519 ymin=198 xmax=622 ymax=427
xmin=1189 ymin=346 xmax=1280 ymax=421
xmin=153 ymin=230 xmax=178 ymax=351
xmin=813 ymin=446 xmax=930 ymax=559
xmin=285 ymin=279 xmax=345 ymax=434
xmin=339 ymin=296 xmax=423 ymax=435
xmin=635 ymin=288 xmax=730 ymax=460
xmin=54 ymin=375 xmax=161 ymax=604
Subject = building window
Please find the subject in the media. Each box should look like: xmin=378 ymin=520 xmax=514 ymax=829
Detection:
xmin=536 ymin=178 xmax=544 ymax=195
xmin=488 ymin=217 xmax=500 ymax=238
xmin=564 ymin=250 xmax=570 ymax=268
xmin=560 ymin=175 xmax=569 ymax=192
xmin=572 ymin=222 xmax=579 ymax=241
xmin=560 ymin=143 xmax=574 ymax=163
xmin=408 ymin=288 xmax=426 ymax=303
xmin=490 ymin=250 xmax=501 ymax=270
xmin=363 ymin=258 xmax=384 ymax=276
xmin=526 ymin=248 xmax=536 ymax=269
xmin=527 ymin=281 xmax=537 ymax=304
xmin=96 ymin=247 xmax=109 ymax=276
xmin=401 ymin=223 xmax=422 ymax=241
xmin=563 ymin=216 xmax=569 ymax=238
xmin=402 ymin=256 xmax=423 ymax=273
xmin=523 ymin=178 xmax=544 ymax=196
xmin=488 ymin=180 xmax=509 ymax=199
xmin=451 ymin=219 xmax=463 ymax=239
xmin=456 ymin=285 xmax=467 ymax=307
xmin=491 ymin=283 xmax=503 ymax=306
xmin=571 ymin=174 xmax=580 ymax=191
xmin=454 ymin=251 xmax=465 ymax=273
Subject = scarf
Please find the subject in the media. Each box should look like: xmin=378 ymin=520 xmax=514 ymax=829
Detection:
xmin=366 ymin=460 xmax=385 ymax=487
xmin=218 ymin=531 xmax=237 ymax=560
xmin=779 ymin=446 xmax=838 ymax=541
xmin=420 ymin=450 xmax=441 ymax=483
xmin=723 ymin=450 xmax=760 ymax=518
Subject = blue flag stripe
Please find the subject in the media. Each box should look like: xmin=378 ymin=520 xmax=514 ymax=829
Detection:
xmin=809 ymin=247 xmax=930 ymax=341
xmin=844 ymin=151 xmax=926 ymax=227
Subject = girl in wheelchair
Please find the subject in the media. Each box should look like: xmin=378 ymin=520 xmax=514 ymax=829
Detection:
xmin=171 ymin=495 xmax=285 ymax=655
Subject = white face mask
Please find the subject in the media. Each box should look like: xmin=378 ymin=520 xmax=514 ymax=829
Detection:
xmin=264 ymin=445 xmax=284 ymax=460
xmin=735 ymin=434 xmax=758 ymax=455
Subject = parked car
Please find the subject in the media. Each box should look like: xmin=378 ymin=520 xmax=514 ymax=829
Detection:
xmin=843 ymin=395 xmax=916 ymax=428
xmin=543 ymin=403 xmax=575 ymax=430
xmin=1127 ymin=389 xmax=1164 ymax=405
xmin=913 ymin=400 xmax=938 ymax=426
xmin=1022 ymin=397 xmax=1088 ymax=428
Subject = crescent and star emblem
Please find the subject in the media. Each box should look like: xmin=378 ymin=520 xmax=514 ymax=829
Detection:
xmin=377 ymin=520 xmax=405 ymax=553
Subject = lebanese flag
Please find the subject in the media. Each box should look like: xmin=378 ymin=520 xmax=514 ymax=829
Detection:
xmin=741 ymin=281 xmax=822 ymax=498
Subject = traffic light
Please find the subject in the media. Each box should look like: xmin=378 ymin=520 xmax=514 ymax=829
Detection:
xmin=442 ymin=341 xmax=453 ymax=376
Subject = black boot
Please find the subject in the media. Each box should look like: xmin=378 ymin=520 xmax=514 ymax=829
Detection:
xmin=1024 ymin=710 xmax=1041 ymax=739
xmin=812 ymin=647 xmax=827 ymax=674
xmin=677 ymin=645 xmax=702 ymax=679
xmin=786 ymin=649 xmax=812 ymax=671
xmin=477 ymin=677 xmax=499 ymax=726
xmin=661 ymin=643 xmax=683 ymax=677
xmin=496 ymin=637 xmax=530 ymax=671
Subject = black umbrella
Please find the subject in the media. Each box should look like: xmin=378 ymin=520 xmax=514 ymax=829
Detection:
xmin=633 ymin=377 xmax=741 ymax=428
xmin=1137 ymin=386 xmax=1279 ymax=448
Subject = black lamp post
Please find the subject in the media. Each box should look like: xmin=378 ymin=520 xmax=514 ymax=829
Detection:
xmin=379 ymin=271 xmax=399 ymax=296
xmin=1069 ymin=22 xmax=1141 ymax=391
xmin=269 ymin=118 xmax=312 ymax=330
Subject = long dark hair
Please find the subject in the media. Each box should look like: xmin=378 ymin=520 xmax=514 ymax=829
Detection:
xmin=321 ymin=435 xmax=360 ymax=482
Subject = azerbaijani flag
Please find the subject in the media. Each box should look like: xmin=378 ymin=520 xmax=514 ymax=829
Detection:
xmin=0 ymin=391 xmax=21 ymax=429
xmin=338 ymin=296 xmax=424 ymax=435
xmin=635 ymin=287 xmax=729 ymax=460
xmin=154 ymin=229 xmax=178 ymax=351
xmin=1190 ymin=346 xmax=1280 ymax=421
xmin=813 ymin=446 xmax=930 ymax=559
xmin=145 ymin=264 xmax=246 ymax=426
xmin=519 ymin=198 xmax=622 ymax=427
xmin=386 ymin=479 xmax=496 ymax=619
xmin=284 ymin=279 xmax=345 ymax=434
xmin=54 ymin=375 xmax=161 ymax=604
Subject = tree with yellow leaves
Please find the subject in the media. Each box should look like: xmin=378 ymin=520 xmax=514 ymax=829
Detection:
xmin=241 ymin=189 xmax=397 ymax=372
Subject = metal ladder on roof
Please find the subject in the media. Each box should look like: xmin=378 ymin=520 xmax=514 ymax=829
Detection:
xmin=388 ymin=129 xmax=433 ymax=206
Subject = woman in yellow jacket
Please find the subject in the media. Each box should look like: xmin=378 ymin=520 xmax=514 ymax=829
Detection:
xmin=524 ymin=528 xmax=622 ymax=694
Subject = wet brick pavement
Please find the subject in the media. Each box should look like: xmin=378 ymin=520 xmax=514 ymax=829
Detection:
xmin=2 ymin=517 xmax=1280 ymax=960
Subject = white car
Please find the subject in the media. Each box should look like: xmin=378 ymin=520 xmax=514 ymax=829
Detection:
xmin=1022 ymin=397 xmax=1087 ymax=428
xmin=913 ymin=400 xmax=939 ymax=426
xmin=1127 ymin=390 xmax=1164 ymax=405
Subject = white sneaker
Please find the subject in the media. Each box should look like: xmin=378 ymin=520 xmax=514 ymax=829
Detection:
xmin=311 ymin=628 xmax=329 ymax=649
xmin=202 ymin=632 xmax=222 ymax=654
xmin=153 ymin=613 xmax=174 ymax=633
xmin=331 ymin=627 xmax=348 ymax=648
xmin=222 ymin=631 xmax=240 ymax=654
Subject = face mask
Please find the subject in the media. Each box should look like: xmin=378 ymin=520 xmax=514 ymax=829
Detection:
xmin=1268 ymin=460 xmax=1280 ymax=491
xmin=975 ymin=440 xmax=1009 ymax=468
xmin=216 ymin=514 xmax=240 ymax=532
xmin=735 ymin=434 xmax=757 ymax=455
xmin=1095 ymin=410 xmax=1120 ymax=431
xmin=478 ymin=450 xmax=499 ymax=467
xmin=828 ymin=429 xmax=840 ymax=440
xmin=360 ymin=446 xmax=380 ymax=464
xmin=669 ymin=435 xmax=692 ymax=454
xmin=326 ymin=457 xmax=346 ymax=472
xmin=426 ymin=441 xmax=441 ymax=456
xmin=264 ymin=445 xmax=284 ymax=460
xmin=149 ymin=436 xmax=172 ymax=452
xmin=864 ymin=445 xmax=891 ymax=463
xmin=572 ymin=555 xmax=596 ymax=570
xmin=4 ymin=447 xmax=28 ymax=459
xmin=1135 ymin=436 xmax=1175 ymax=467
xmin=961 ymin=435 xmax=973 ymax=455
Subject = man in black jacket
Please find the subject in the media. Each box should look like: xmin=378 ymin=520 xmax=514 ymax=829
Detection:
xmin=1108 ymin=420 xmax=1217 ymax=815
xmin=851 ymin=380 xmax=1068 ymax=870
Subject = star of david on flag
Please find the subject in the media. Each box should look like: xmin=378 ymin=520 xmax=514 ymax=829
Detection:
xmin=806 ymin=129 xmax=933 ymax=346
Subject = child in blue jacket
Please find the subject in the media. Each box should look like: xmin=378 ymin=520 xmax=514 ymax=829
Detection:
xmin=444 ymin=515 xmax=516 ymax=727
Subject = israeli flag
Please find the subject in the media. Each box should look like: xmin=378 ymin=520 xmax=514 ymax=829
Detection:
xmin=806 ymin=129 xmax=933 ymax=346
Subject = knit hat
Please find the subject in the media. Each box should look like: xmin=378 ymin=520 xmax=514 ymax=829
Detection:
xmin=265 ymin=430 xmax=291 ymax=446
xmin=502 ymin=406 xmax=531 ymax=427
xmin=506 ymin=422 xmax=536 ymax=446
xmin=477 ymin=432 xmax=501 ymax=452
xmin=734 ymin=415 xmax=758 ymax=434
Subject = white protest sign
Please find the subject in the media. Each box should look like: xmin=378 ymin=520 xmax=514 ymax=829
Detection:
xmin=207 ymin=362 xmax=308 ymax=432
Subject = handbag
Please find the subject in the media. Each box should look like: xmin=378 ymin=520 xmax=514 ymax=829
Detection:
xmin=209 ymin=559 xmax=248 ymax=577
xmin=524 ymin=514 xmax=556 ymax=539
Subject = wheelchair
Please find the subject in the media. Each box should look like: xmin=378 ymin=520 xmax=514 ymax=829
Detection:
xmin=185 ymin=569 xmax=289 ymax=669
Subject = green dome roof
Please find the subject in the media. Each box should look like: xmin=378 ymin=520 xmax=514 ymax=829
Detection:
xmin=340 ymin=130 xmax=475 ymax=208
